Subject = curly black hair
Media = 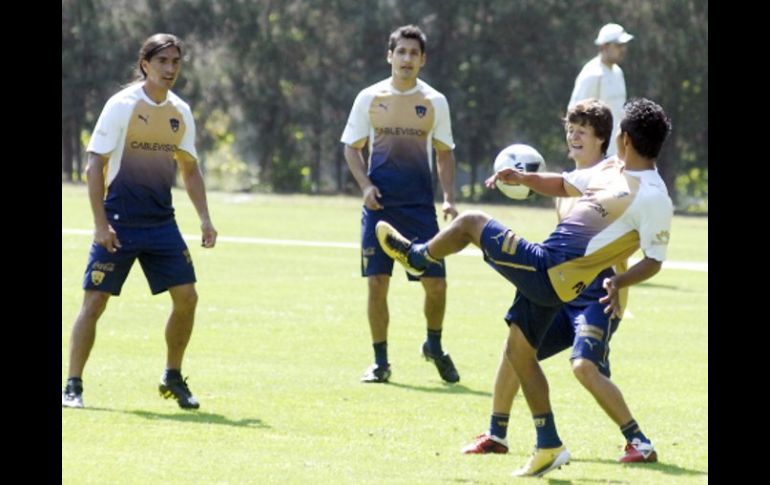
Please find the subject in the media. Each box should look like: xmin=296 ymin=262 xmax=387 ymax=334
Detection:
xmin=619 ymin=98 xmax=672 ymax=159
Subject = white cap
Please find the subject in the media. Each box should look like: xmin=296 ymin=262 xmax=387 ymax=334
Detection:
xmin=594 ymin=23 xmax=634 ymax=45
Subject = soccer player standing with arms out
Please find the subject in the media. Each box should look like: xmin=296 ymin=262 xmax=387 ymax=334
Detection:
xmin=62 ymin=33 xmax=217 ymax=410
xmin=341 ymin=25 xmax=460 ymax=384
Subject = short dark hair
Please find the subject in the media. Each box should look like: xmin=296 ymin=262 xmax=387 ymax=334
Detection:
xmin=620 ymin=98 xmax=672 ymax=159
xmin=388 ymin=25 xmax=426 ymax=53
xmin=564 ymin=99 xmax=614 ymax=156
xmin=138 ymin=33 xmax=183 ymax=79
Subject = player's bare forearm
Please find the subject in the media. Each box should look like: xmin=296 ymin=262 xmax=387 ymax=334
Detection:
xmin=520 ymin=172 xmax=569 ymax=197
xmin=436 ymin=149 xmax=458 ymax=219
xmin=610 ymin=257 xmax=662 ymax=289
xmin=344 ymin=143 xmax=383 ymax=210
xmin=85 ymin=153 xmax=110 ymax=230
xmin=436 ymin=149 xmax=456 ymax=204
xmin=182 ymin=170 xmax=211 ymax=223
xmin=485 ymin=169 xmax=567 ymax=197
xmin=343 ymin=144 xmax=372 ymax=191
xmin=86 ymin=152 xmax=121 ymax=252
xmin=600 ymin=256 xmax=661 ymax=317
xmin=178 ymin=152 xmax=217 ymax=247
xmin=178 ymin=157 xmax=211 ymax=223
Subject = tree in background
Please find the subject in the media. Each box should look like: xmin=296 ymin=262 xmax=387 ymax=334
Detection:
xmin=62 ymin=0 xmax=707 ymax=211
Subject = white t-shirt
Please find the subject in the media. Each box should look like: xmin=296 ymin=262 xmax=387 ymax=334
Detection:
xmin=568 ymin=55 xmax=627 ymax=157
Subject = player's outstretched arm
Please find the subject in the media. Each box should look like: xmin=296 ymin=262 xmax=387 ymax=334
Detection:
xmin=485 ymin=170 xmax=568 ymax=197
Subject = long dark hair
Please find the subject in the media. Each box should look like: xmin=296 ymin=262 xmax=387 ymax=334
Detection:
xmin=137 ymin=33 xmax=183 ymax=80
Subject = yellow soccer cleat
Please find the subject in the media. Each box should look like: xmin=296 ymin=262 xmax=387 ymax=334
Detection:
xmin=375 ymin=221 xmax=425 ymax=276
xmin=511 ymin=445 xmax=570 ymax=477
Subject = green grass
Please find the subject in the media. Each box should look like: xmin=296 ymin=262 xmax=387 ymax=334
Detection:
xmin=62 ymin=184 xmax=707 ymax=484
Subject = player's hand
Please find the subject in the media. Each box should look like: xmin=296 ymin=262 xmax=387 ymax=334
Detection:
xmin=485 ymin=167 xmax=524 ymax=189
xmin=442 ymin=201 xmax=458 ymax=221
xmin=201 ymin=220 xmax=218 ymax=248
xmin=363 ymin=185 xmax=383 ymax=210
xmin=94 ymin=225 xmax=121 ymax=253
xmin=599 ymin=277 xmax=620 ymax=318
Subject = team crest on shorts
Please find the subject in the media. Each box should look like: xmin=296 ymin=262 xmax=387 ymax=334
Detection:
xmin=91 ymin=271 xmax=105 ymax=286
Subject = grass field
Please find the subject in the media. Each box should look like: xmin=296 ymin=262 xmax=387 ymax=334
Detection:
xmin=62 ymin=184 xmax=708 ymax=484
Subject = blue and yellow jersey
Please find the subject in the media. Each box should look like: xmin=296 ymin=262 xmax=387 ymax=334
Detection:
xmin=86 ymin=83 xmax=197 ymax=227
xmin=340 ymin=78 xmax=454 ymax=207
xmin=555 ymin=187 xmax=629 ymax=316
xmin=545 ymin=158 xmax=672 ymax=302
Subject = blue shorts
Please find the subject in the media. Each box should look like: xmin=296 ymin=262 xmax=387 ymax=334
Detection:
xmin=481 ymin=218 xmax=563 ymax=347
xmin=536 ymin=302 xmax=620 ymax=377
xmin=480 ymin=219 xmax=560 ymax=307
xmin=82 ymin=221 xmax=196 ymax=295
xmin=504 ymin=292 xmax=562 ymax=349
xmin=361 ymin=205 xmax=445 ymax=280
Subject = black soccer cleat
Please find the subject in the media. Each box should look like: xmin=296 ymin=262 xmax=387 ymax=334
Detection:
xmin=360 ymin=363 xmax=392 ymax=383
xmin=159 ymin=375 xmax=200 ymax=409
xmin=421 ymin=342 xmax=460 ymax=383
xmin=62 ymin=381 xmax=84 ymax=409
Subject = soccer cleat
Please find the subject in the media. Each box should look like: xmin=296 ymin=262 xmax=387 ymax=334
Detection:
xmin=159 ymin=375 xmax=200 ymax=409
xmin=461 ymin=433 xmax=509 ymax=454
xmin=61 ymin=382 xmax=84 ymax=409
xmin=511 ymin=445 xmax=570 ymax=477
xmin=360 ymin=364 xmax=391 ymax=383
xmin=375 ymin=221 xmax=425 ymax=276
xmin=421 ymin=342 xmax=460 ymax=383
xmin=619 ymin=438 xmax=658 ymax=463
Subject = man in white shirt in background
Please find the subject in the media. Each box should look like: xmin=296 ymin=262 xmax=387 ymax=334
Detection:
xmin=568 ymin=23 xmax=634 ymax=157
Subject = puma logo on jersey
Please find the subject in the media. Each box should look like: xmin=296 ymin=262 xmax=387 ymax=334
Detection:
xmin=138 ymin=114 xmax=149 ymax=124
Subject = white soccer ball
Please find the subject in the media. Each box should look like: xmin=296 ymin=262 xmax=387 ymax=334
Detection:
xmin=492 ymin=144 xmax=546 ymax=200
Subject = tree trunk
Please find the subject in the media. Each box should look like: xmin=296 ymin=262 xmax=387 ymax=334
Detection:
xmin=62 ymin=118 xmax=73 ymax=182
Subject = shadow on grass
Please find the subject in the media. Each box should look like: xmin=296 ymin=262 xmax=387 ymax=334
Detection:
xmin=386 ymin=381 xmax=492 ymax=397
xmin=79 ymin=407 xmax=270 ymax=429
xmin=635 ymin=281 xmax=681 ymax=290
xmin=449 ymin=479 xmax=507 ymax=485
xmin=569 ymin=456 xmax=707 ymax=477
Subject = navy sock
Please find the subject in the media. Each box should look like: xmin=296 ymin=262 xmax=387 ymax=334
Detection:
xmin=490 ymin=413 xmax=510 ymax=440
xmin=164 ymin=368 xmax=182 ymax=381
xmin=621 ymin=419 xmax=649 ymax=443
xmin=66 ymin=377 xmax=83 ymax=392
xmin=408 ymin=243 xmax=437 ymax=270
xmin=533 ymin=412 xmax=562 ymax=448
xmin=373 ymin=341 xmax=388 ymax=368
xmin=426 ymin=329 xmax=444 ymax=355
